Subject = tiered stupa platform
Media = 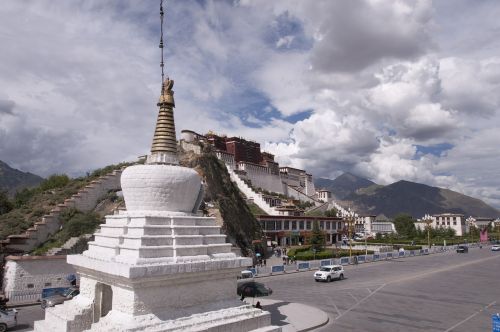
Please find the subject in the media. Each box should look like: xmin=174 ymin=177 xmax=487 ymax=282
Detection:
xmin=33 ymin=164 xmax=278 ymax=332
xmin=33 ymin=78 xmax=280 ymax=331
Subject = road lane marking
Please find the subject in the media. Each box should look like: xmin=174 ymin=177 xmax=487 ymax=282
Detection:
xmin=388 ymin=254 xmax=500 ymax=285
xmin=334 ymin=283 xmax=386 ymax=320
xmin=329 ymin=299 xmax=342 ymax=318
xmin=348 ymin=292 xmax=359 ymax=303
xmin=444 ymin=301 xmax=497 ymax=332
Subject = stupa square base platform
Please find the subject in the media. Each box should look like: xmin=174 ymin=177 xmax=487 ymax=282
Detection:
xmin=34 ymin=261 xmax=276 ymax=332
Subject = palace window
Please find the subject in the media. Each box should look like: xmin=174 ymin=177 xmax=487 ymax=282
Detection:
xmin=299 ymin=221 xmax=304 ymax=230
xmin=266 ymin=221 xmax=276 ymax=230
xmin=292 ymin=221 xmax=297 ymax=230
xmin=284 ymin=221 xmax=290 ymax=230
xmin=326 ymin=222 xmax=331 ymax=230
xmin=306 ymin=221 xmax=311 ymax=230
xmin=320 ymin=221 xmax=324 ymax=230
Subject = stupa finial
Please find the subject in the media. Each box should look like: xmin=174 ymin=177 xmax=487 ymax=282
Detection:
xmin=147 ymin=0 xmax=178 ymax=165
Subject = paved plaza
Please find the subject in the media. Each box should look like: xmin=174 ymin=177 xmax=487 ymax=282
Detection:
xmin=262 ymin=246 xmax=500 ymax=331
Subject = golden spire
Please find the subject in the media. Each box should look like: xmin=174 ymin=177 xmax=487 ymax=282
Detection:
xmin=146 ymin=0 xmax=178 ymax=165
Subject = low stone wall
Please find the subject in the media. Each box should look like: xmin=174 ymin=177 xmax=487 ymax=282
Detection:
xmin=287 ymin=185 xmax=317 ymax=204
xmin=1 ymin=169 xmax=123 ymax=253
xmin=3 ymin=255 xmax=76 ymax=304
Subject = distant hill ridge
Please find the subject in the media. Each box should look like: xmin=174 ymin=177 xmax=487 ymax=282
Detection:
xmin=0 ymin=160 xmax=43 ymax=196
xmin=315 ymin=173 xmax=499 ymax=219
xmin=315 ymin=172 xmax=375 ymax=200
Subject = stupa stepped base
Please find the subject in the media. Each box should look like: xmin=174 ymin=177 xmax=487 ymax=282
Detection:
xmin=33 ymin=256 xmax=277 ymax=332
xmin=81 ymin=212 xmax=235 ymax=266
xmin=80 ymin=304 xmax=277 ymax=332
xmin=33 ymin=297 xmax=94 ymax=332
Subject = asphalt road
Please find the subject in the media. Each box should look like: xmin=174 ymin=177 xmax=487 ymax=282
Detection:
xmin=261 ymin=247 xmax=500 ymax=331
xmin=9 ymin=303 xmax=44 ymax=332
xmin=10 ymin=247 xmax=500 ymax=332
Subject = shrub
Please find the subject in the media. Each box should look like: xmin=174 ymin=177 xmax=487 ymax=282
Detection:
xmin=13 ymin=188 xmax=35 ymax=208
xmin=292 ymin=248 xmax=374 ymax=261
xmin=0 ymin=190 xmax=13 ymax=215
xmin=397 ymin=245 xmax=423 ymax=250
xmin=40 ymin=174 xmax=70 ymax=191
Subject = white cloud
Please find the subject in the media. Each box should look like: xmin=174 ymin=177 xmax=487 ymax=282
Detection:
xmin=1 ymin=1 xmax=500 ymax=211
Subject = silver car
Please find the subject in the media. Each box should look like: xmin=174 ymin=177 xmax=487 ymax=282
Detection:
xmin=41 ymin=288 xmax=79 ymax=309
xmin=0 ymin=308 xmax=17 ymax=332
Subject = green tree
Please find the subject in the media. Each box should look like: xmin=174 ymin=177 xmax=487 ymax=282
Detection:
xmin=309 ymin=220 xmax=325 ymax=252
xmin=14 ymin=188 xmax=35 ymax=208
xmin=393 ymin=214 xmax=417 ymax=238
xmin=325 ymin=208 xmax=338 ymax=217
xmin=0 ymin=190 xmax=13 ymax=215
xmin=40 ymin=174 xmax=70 ymax=191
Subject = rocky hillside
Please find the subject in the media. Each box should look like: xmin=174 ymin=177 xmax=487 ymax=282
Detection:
xmin=316 ymin=173 xmax=499 ymax=218
xmin=0 ymin=160 xmax=43 ymax=196
xmin=0 ymin=163 xmax=129 ymax=241
xmin=180 ymin=146 xmax=263 ymax=256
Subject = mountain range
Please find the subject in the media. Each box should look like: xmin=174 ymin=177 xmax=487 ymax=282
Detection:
xmin=315 ymin=172 xmax=499 ymax=219
xmin=2 ymin=159 xmax=498 ymax=220
xmin=0 ymin=160 xmax=43 ymax=196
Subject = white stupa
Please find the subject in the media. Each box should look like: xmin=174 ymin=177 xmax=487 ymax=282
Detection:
xmin=33 ymin=4 xmax=280 ymax=331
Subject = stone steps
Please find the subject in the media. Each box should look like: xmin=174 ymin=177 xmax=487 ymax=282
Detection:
xmin=1 ymin=168 xmax=124 ymax=253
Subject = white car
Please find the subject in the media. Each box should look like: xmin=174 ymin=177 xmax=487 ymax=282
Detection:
xmin=0 ymin=308 xmax=17 ymax=332
xmin=314 ymin=265 xmax=345 ymax=282
xmin=491 ymin=245 xmax=500 ymax=251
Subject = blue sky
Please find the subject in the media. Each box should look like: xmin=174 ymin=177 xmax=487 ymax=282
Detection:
xmin=1 ymin=0 xmax=500 ymax=210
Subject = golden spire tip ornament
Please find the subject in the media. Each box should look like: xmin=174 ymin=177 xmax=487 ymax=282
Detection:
xmin=146 ymin=0 xmax=179 ymax=165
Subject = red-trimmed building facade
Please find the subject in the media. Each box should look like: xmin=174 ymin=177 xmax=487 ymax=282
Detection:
xmin=257 ymin=215 xmax=345 ymax=247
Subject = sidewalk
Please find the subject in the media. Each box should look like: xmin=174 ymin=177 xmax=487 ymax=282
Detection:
xmin=244 ymin=298 xmax=329 ymax=332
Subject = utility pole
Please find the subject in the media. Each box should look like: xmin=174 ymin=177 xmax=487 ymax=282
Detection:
xmin=347 ymin=211 xmax=354 ymax=261
xmin=423 ymin=214 xmax=433 ymax=250
xmin=364 ymin=227 xmax=368 ymax=256
xmin=467 ymin=216 xmax=475 ymax=245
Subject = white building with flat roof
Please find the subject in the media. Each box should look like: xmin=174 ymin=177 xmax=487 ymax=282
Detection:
xmin=416 ymin=213 xmax=468 ymax=236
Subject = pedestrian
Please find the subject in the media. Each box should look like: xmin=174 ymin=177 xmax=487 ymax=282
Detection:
xmin=263 ymin=259 xmax=266 ymax=267
xmin=354 ymin=255 xmax=358 ymax=265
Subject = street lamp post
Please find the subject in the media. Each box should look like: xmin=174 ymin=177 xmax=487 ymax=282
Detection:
xmin=423 ymin=214 xmax=433 ymax=250
xmin=364 ymin=227 xmax=368 ymax=256
xmin=343 ymin=210 xmax=354 ymax=261
xmin=467 ymin=216 xmax=475 ymax=244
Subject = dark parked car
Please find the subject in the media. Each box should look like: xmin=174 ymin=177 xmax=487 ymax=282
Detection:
xmin=456 ymin=245 xmax=468 ymax=253
xmin=237 ymin=281 xmax=272 ymax=298
xmin=41 ymin=287 xmax=79 ymax=309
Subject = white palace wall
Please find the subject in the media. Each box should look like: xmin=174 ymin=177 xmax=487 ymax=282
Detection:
xmin=3 ymin=255 xmax=76 ymax=304
xmin=238 ymin=162 xmax=284 ymax=195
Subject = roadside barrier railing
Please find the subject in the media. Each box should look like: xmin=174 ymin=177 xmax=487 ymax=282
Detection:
xmin=252 ymin=244 xmax=484 ymax=277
